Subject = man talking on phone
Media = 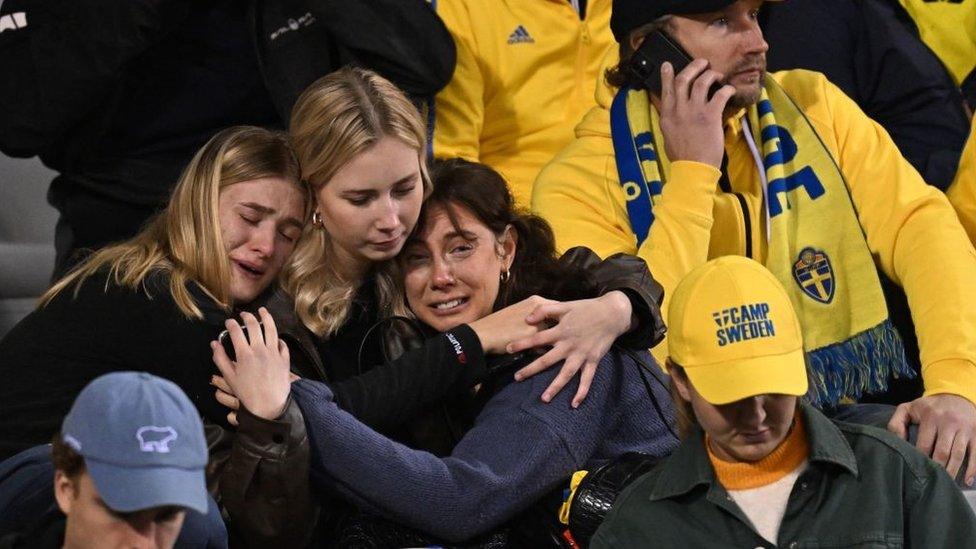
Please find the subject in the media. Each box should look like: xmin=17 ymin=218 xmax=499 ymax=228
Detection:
xmin=533 ymin=0 xmax=976 ymax=484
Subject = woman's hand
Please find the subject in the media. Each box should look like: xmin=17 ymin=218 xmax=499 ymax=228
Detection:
xmin=211 ymin=375 xmax=241 ymax=426
xmin=467 ymin=295 xmax=550 ymax=354
xmin=508 ymin=291 xmax=634 ymax=407
xmin=211 ymin=307 xmax=292 ymax=422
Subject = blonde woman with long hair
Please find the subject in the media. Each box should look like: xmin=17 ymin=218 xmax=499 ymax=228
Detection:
xmin=0 ymin=126 xmax=317 ymax=545
xmin=253 ymin=67 xmax=662 ymax=408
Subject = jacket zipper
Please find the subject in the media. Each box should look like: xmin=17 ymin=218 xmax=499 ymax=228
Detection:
xmin=733 ymin=193 xmax=754 ymax=259
xmin=718 ymin=155 xmax=754 ymax=259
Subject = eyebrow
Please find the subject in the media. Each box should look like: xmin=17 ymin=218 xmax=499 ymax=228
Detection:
xmin=342 ymin=173 xmax=419 ymax=196
xmin=392 ymin=174 xmax=419 ymax=186
xmin=240 ymin=202 xmax=276 ymax=214
xmin=240 ymin=202 xmax=304 ymax=229
xmin=444 ymin=229 xmax=478 ymax=241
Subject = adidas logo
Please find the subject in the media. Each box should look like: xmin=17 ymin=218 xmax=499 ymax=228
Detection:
xmin=507 ymin=25 xmax=534 ymax=45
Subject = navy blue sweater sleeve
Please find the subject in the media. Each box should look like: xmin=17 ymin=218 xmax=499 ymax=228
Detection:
xmin=292 ymin=353 xmax=627 ymax=542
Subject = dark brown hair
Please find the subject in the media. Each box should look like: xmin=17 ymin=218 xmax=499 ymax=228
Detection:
xmin=51 ymin=432 xmax=86 ymax=482
xmin=411 ymin=158 xmax=595 ymax=310
xmin=665 ymin=361 xmax=699 ymax=439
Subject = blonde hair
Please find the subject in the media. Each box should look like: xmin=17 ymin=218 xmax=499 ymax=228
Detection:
xmin=285 ymin=67 xmax=431 ymax=337
xmin=41 ymin=126 xmax=307 ymax=319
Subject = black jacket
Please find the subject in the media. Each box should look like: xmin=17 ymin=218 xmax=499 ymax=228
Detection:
xmin=0 ymin=0 xmax=455 ymax=206
xmin=762 ymin=0 xmax=970 ymax=191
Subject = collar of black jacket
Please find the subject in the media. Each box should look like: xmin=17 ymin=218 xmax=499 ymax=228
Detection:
xmin=648 ymin=402 xmax=858 ymax=501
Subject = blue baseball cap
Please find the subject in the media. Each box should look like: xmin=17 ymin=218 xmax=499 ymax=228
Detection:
xmin=61 ymin=372 xmax=209 ymax=514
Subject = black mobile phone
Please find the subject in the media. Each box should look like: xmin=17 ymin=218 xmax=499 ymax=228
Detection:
xmin=218 ymin=321 xmax=262 ymax=362
xmin=626 ymin=30 xmax=723 ymax=99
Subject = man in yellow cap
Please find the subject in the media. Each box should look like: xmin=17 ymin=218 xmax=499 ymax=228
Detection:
xmin=591 ymin=256 xmax=976 ymax=548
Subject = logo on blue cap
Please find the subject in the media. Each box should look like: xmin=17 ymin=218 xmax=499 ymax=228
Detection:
xmin=136 ymin=426 xmax=179 ymax=453
xmin=60 ymin=372 xmax=209 ymax=514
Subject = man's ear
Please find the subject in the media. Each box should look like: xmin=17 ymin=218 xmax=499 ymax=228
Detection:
xmin=499 ymin=225 xmax=518 ymax=272
xmin=54 ymin=470 xmax=77 ymax=515
xmin=668 ymin=361 xmax=693 ymax=403
xmin=629 ymin=31 xmax=647 ymax=53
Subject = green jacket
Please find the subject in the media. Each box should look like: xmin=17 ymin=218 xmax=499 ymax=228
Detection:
xmin=592 ymin=403 xmax=976 ymax=548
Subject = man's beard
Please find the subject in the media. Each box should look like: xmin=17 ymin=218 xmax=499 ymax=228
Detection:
xmin=722 ymin=55 xmax=766 ymax=110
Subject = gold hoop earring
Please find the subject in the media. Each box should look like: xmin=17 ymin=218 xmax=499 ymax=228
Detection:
xmin=500 ymin=270 xmax=510 ymax=283
xmin=312 ymin=211 xmax=323 ymax=227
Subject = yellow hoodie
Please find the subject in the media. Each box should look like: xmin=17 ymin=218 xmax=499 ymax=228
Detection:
xmin=431 ymin=0 xmax=614 ymax=207
xmin=533 ymin=61 xmax=976 ymax=406
xmin=948 ymin=120 xmax=976 ymax=245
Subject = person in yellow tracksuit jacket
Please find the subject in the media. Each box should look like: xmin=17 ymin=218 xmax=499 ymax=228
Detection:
xmin=948 ymin=120 xmax=976 ymax=244
xmin=431 ymin=0 xmax=615 ymax=207
xmin=534 ymin=0 xmax=976 ymax=483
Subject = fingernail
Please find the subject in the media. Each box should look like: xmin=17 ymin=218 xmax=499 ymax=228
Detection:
xmin=968 ymin=477 xmax=974 ymax=487
xmin=542 ymin=393 xmax=551 ymax=402
xmin=506 ymin=344 xmax=514 ymax=353
xmin=514 ymin=373 xmax=522 ymax=382
xmin=572 ymin=400 xmax=580 ymax=409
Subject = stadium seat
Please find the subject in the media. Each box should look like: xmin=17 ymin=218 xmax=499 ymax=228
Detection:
xmin=0 ymin=156 xmax=57 ymax=338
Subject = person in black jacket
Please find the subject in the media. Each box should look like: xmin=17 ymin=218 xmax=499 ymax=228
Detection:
xmin=282 ymin=68 xmax=665 ymax=412
xmin=0 ymin=0 xmax=456 ymax=278
xmin=761 ymin=0 xmax=970 ymax=192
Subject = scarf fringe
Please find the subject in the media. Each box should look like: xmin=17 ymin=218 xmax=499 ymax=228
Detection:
xmin=805 ymin=320 xmax=914 ymax=407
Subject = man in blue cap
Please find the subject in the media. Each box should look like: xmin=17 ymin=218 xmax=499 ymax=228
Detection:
xmin=0 ymin=372 xmax=218 ymax=548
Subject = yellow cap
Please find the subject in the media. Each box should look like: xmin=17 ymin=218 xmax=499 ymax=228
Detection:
xmin=668 ymin=256 xmax=808 ymax=405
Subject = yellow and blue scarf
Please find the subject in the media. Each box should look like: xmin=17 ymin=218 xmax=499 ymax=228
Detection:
xmin=611 ymin=78 xmax=912 ymax=407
